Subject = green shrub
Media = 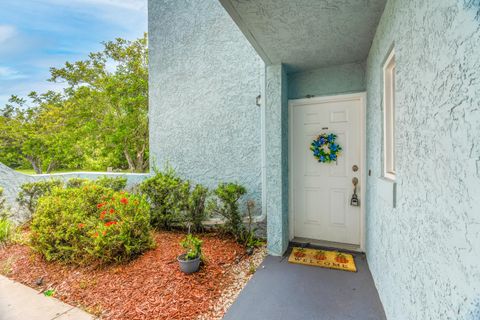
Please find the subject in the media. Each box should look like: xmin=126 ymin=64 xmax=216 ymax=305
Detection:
xmin=17 ymin=180 xmax=63 ymax=218
xmin=238 ymin=200 xmax=264 ymax=249
xmin=0 ymin=218 xmax=13 ymax=244
xmin=30 ymin=184 xmax=154 ymax=265
xmin=65 ymin=176 xmax=127 ymax=191
xmin=0 ymin=187 xmax=13 ymax=244
xmin=180 ymin=234 xmax=203 ymax=260
xmin=0 ymin=187 xmax=8 ymax=217
xmin=66 ymin=178 xmax=89 ymax=189
xmin=95 ymin=176 xmax=127 ymax=191
xmin=139 ymin=168 xmax=190 ymax=229
xmin=207 ymin=183 xmax=247 ymax=239
xmin=185 ymin=184 xmax=209 ymax=232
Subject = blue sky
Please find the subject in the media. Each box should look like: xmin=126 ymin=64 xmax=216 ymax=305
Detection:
xmin=0 ymin=0 xmax=147 ymax=107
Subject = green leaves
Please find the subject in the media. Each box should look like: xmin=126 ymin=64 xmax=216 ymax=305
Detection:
xmin=207 ymin=183 xmax=247 ymax=239
xmin=0 ymin=33 xmax=149 ymax=173
xmin=30 ymin=184 xmax=154 ymax=265
xmin=180 ymin=234 xmax=203 ymax=261
xmin=16 ymin=180 xmax=63 ymax=219
xmin=139 ymin=168 xmax=191 ymax=229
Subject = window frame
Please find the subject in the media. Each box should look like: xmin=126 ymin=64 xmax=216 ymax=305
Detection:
xmin=383 ymin=49 xmax=396 ymax=181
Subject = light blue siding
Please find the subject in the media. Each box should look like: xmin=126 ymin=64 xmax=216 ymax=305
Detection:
xmin=288 ymin=62 xmax=366 ymax=99
xmin=365 ymin=1 xmax=480 ymax=319
xmin=148 ymin=0 xmax=265 ymax=215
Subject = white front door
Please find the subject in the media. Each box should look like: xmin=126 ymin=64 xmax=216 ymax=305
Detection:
xmin=290 ymin=94 xmax=364 ymax=246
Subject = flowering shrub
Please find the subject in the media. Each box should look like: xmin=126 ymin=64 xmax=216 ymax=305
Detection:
xmin=31 ymin=184 xmax=154 ymax=265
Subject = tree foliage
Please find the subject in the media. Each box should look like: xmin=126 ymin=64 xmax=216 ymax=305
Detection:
xmin=0 ymin=34 xmax=149 ymax=173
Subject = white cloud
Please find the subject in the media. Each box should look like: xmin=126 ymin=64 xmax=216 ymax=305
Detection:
xmin=80 ymin=0 xmax=146 ymax=11
xmin=0 ymin=66 xmax=26 ymax=80
xmin=0 ymin=25 xmax=16 ymax=44
xmin=37 ymin=0 xmax=147 ymax=38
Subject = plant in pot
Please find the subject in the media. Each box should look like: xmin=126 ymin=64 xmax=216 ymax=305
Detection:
xmin=178 ymin=234 xmax=203 ymax=274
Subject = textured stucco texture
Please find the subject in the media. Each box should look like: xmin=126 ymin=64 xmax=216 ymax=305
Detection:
xmin=288 ymin=62 xmax=366 ymax=100
xmin=148 ymin=0 xmax=265 ymax=216
xmin=365 ymin=1 xmax=480 ymax=319
xmin=220 ymin=0 xmax=386 ymax=72
xmin=265 ymin=64 xmax=289 ymax=256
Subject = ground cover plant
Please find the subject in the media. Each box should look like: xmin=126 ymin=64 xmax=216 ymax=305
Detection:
xmin=30 ymin=184 xmax=154 ymax=265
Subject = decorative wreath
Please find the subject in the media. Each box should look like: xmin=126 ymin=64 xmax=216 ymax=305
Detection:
xmin=310 ymin=133 xmax=342 ymax=163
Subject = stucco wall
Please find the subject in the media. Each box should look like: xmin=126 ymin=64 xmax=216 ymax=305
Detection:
xmin=365 ymin=1 xmax=480 ymax=319
xmin=0 ymin=162 xmax=147 ymax=221
xmin=148 ymin=0 xmax=264 ymax=215
xmin=287 ymin=62 xmax=366 ymax=99
xmin=265 ymin=64 xmax=289 ymax=256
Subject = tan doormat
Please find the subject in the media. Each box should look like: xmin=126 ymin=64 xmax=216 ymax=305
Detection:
xmin=288 ymin=247 xmax=357 ymax=272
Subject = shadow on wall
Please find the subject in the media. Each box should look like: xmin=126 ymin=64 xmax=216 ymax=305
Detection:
xmin=469 ymin=298 xmax=480 ymax=320
xmin=0 ymin=162 xmax=149 ymax=221
xmin=464 ymin=0 xmax=480 ymax=20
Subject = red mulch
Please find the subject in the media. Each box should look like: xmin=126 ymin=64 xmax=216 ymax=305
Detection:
xmin=0 ymin=231 xmax=246 ymax=320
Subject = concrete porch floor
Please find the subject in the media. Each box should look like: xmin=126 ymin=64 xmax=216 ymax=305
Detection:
xmin=223 ymin=248 xmax=386 ymax=320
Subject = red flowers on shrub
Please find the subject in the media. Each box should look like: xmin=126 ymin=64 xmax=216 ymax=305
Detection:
xmin=78 ymin=223 xmax=85 ymax=229
xmin=120 ymin=197 xmax=128 ymax=205
xmin=109 ymin=208 xmax=115 ymax=214
xmin=97 ymin=203 xmax=106 ymax=209
xmin=100 ymin=211 xmax=107 ymax=220
xmin=105 ymin=221 xmax=118 ymax=227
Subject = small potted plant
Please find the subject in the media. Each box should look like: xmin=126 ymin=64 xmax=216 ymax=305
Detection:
xmin=178 ymin=234 xmax=202 ymax=274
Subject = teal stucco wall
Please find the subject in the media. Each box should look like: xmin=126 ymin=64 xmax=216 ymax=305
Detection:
xmin=148 ymin=0 xmax=265 ymax=214
xmin=365 ymin=1 xmax=480 ymax=319
xmin=287 ymin=62 xmax=366 ymax=99
xmin=265 ymin=64 xmax=289 ymax=256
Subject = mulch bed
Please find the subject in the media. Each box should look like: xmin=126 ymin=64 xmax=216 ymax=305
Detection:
xmin=0 ymin=231 xmax=247 ymax=320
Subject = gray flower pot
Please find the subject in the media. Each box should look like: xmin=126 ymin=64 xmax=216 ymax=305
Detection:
xmin=177 ymin=254 xmax=201 ymax=274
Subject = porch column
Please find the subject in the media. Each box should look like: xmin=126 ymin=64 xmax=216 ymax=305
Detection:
xmin=264 ymin=64 xmax=289 ymax=256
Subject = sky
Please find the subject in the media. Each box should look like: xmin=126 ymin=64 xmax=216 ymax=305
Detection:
xmin=0 ymin=0 xmax=147 ymax=107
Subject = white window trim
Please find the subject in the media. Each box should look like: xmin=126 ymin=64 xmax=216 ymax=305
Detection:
xmin=383 ymin=49 xmax=396 ymax=181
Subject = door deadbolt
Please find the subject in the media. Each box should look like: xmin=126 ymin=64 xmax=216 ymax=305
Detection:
xmin=352 ymin=177 xmax=358 ymax=186
xmin=352 ymin=165 xmax=359 ymax=172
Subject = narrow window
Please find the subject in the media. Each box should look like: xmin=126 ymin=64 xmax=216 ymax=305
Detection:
xmin=383 ymin=49 xmax=396 ymax=180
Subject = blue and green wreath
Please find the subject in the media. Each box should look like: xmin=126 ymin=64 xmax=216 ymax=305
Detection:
xmin=310 ymin=133 xmax=342 ymax=163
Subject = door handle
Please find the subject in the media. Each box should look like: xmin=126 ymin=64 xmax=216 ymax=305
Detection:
xmin=351 ymin=178 xmax=360 ymax=206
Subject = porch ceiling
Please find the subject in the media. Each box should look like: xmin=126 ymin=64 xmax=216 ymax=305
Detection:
xmin=219 ymin=0 xmax=386 ymax=73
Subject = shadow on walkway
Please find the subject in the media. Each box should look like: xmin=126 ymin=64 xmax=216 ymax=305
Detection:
xmin=223 ymin=248 xmax=386 ymax=320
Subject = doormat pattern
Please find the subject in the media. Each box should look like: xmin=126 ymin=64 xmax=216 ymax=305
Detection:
xmin=288 ymin=247 xmax=357 ymax=272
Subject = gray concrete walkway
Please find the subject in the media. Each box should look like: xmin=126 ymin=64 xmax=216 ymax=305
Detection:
xmin=0 ymin=276 xmax=94 ymax=320
xmin=224 ymin=249 xmax=386 ymax=320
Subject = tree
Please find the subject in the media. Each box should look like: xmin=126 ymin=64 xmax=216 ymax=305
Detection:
xmin=50 ymin=33 xmax=149 ymax=172
xmin=0 ymin=34 xmax=149 ymax=173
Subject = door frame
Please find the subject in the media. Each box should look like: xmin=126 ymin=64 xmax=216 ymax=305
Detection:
xmin=288 ymin=92 xmax=367 ymax=252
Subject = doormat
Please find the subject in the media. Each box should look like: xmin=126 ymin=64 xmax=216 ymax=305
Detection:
xmin=288 ymin=247 xmax=357 ymax=272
